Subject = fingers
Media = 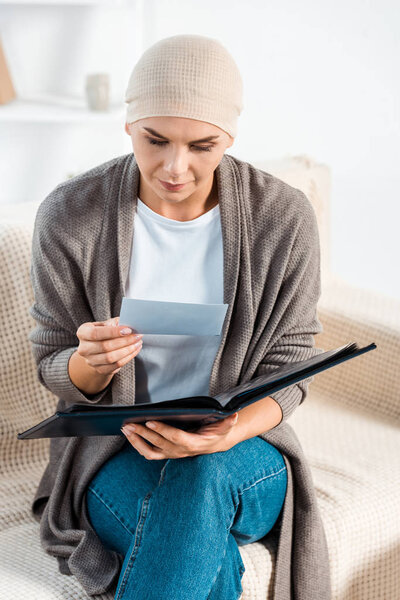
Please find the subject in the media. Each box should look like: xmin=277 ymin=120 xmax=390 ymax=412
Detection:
xmin=92 ymin=316 xmax=119 ymax=326
xmin=219 ymin=413 xmax=239 ymax=430
xmin=195 ymin=413 xmax=238 ymax=434
xmin=203 ymin=414 xmax=238 ymax=427
xmin=86 ymin=332 xmax=143 ymax=356
xmin=89 ymin=340 xmax=143 ymax=373
xmin=78 ymin=320 xmax=139 ymax=342
xmin=107 ymin=346 xmax=140 ymax=375
xmin=226 ymin=413 xmax=239 ymax=425
xmin=76 ymin=316 xmax=144 ymax=375
xmin=140 ymin=420 xmax=194 ymax=449
xmin=97 ymin=339 xmax=143 ymax=365
xmin=122 ymin=422 xmax=189 ymax=460
xmin=77 ymin=316 xmax=143 ymax=356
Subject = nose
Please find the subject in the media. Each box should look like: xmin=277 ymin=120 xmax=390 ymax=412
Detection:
xmin=163 ymin=148 xmax=189 ymax=181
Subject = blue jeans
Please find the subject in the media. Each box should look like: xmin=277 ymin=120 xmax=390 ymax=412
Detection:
xmin=85 ymin=435 xmax=287 ymax=600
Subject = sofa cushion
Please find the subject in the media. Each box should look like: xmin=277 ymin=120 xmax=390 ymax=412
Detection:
xmin=288 ymin=391 xmax=400 ymax=600
xmin=0 ymin=507 xmax=275 ymax=600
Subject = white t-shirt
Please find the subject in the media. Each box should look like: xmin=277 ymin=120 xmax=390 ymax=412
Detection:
xmin=125 ymin=197 xmax=224 ymax=404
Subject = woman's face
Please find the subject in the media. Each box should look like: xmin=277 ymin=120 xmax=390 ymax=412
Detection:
xmin=124 ymin=116 xmax=234 ymax=209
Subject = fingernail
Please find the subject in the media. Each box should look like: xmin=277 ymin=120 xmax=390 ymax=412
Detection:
xmin=122 ymin=424 xmax=136 ymax=434
xmin=121 ymin=328 xmax=133 ymax=335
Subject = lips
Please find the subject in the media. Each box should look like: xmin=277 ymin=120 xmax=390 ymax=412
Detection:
xmin=160 ymin=180 xmax=187 ymax=191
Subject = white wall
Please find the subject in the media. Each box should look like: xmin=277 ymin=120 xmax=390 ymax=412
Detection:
xmin=2 ymin=0 xmax=399 ymax=299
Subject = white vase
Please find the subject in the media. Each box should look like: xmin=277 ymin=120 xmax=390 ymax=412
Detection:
xmin=85 ymin=73 xmax=110 ymax=111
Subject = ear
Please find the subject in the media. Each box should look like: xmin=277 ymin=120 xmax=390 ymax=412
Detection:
xmin=125 ymin=122 xmax=131 ymax=135
xmin=227 ymin=136 xmax=234 ymax=149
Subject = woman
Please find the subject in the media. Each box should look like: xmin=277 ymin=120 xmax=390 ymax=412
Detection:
xmin=28 ymin=35 xmax=331 ymax=599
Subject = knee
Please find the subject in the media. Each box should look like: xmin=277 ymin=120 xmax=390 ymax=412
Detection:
xmin=162 ymin=451 xmax=230 ymax=488
xmin=180 ymin=451 xmax=227 ymax=475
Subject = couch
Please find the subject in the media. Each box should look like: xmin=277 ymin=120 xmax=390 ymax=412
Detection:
xmin=0 ymin=154 xmax=399 ymax=599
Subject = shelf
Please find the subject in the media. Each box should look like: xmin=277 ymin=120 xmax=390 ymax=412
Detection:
xmin=0 ymin=0 xmax=131 ymax=5
xmin=0 ymin=93 xmax=126 ymax=123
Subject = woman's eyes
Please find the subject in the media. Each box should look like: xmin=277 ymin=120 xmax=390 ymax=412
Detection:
xmin=147 ymin=138 xmax=212 ymax=152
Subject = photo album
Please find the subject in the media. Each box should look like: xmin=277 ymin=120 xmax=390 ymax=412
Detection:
xmin=17 ymin=341 xmax=376 ymax=439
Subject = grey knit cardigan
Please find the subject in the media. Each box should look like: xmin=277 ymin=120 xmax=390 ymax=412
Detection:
xmin=28 ymin=151 xmax=332 ymax=599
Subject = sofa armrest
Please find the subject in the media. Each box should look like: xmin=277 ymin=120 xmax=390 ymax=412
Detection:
xmin=312 ymin=274 xmax=400 ymax=423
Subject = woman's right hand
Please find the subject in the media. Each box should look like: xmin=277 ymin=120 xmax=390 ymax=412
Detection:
xmin=76 ymin=316 xmax=143 ymax=376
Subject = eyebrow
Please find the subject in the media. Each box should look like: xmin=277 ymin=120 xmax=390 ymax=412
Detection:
xmin=142 ymin=127 xmax=220 ymax=143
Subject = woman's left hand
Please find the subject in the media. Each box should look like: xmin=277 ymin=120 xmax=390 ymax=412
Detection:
xmin=121 ymin=413 xmax=240 ymax=460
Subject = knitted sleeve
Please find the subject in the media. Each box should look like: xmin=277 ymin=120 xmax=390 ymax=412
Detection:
xmin=254 ymin=193 xmax=324 ymax=424
xmin=28 ymin=196 xmax=112 ymax=406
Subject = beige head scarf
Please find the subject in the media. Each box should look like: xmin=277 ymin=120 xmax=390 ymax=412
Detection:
xmin=125 ymin=34 xmax=244 ymax=138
